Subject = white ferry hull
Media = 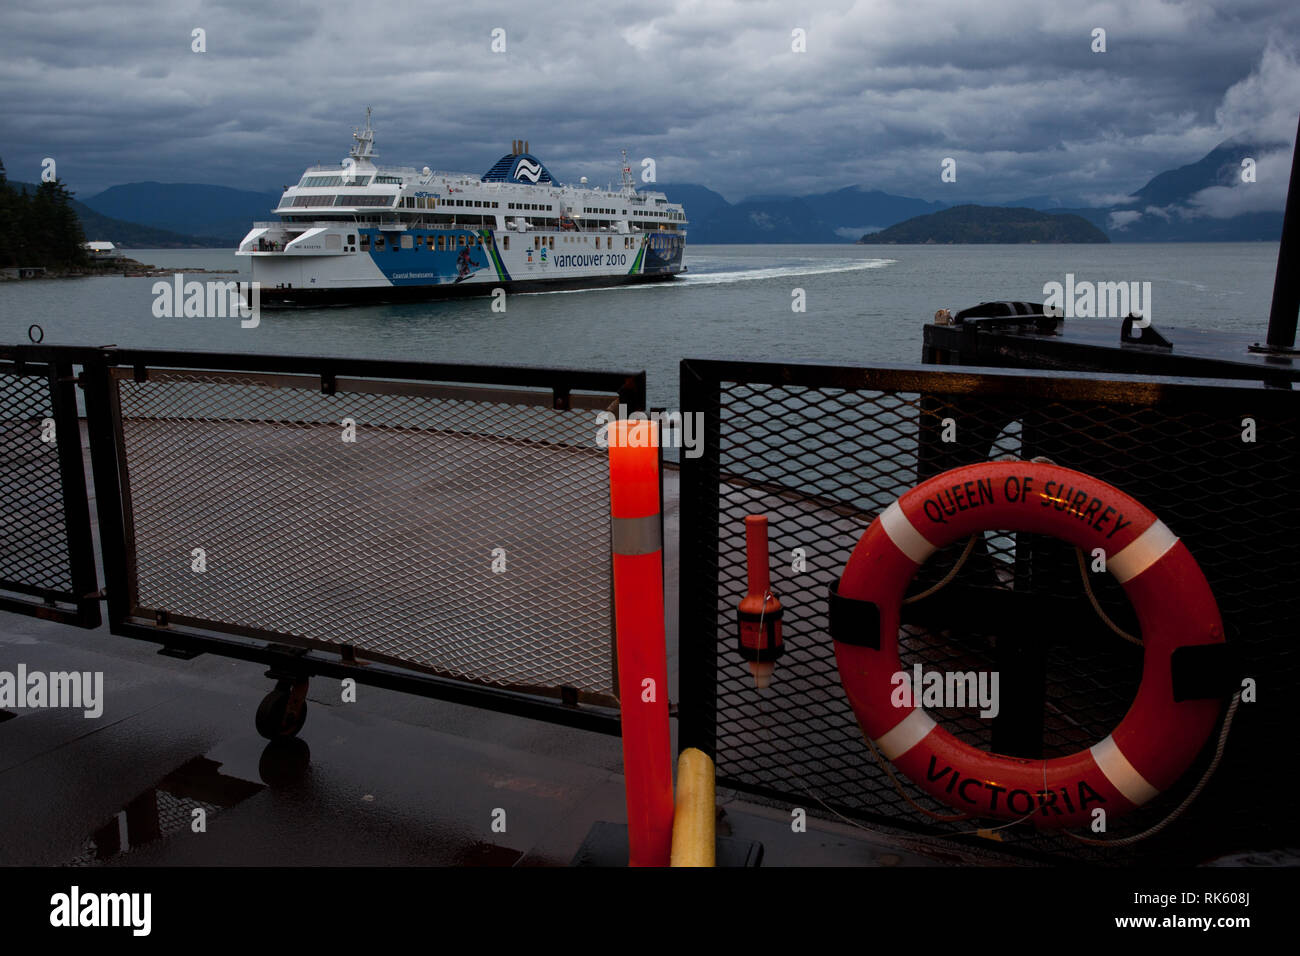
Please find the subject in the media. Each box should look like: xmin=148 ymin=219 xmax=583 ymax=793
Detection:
xmin=251 ymin=226 xmax=685 ymax=307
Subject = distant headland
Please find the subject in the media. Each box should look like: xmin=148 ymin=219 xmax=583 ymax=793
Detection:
xmin=857 ymin=205 xmax=1110 ymax=244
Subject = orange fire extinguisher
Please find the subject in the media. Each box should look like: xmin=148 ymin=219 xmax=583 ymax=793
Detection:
xmin=736 ymin=515 xmax=783 ymax=688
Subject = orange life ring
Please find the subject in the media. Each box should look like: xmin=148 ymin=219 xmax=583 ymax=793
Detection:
xmin=830 ymin=461 xmax=1225 ymax=828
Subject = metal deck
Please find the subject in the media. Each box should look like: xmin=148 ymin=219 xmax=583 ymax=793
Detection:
xmin=0 ymin=442 xmax=978 ymax=867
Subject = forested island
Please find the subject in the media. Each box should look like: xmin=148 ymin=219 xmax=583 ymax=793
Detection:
xmin=0 ymin=158 xmax=92 ymax=271
xmin=858 ymin=205 xmax=1110 ymax=244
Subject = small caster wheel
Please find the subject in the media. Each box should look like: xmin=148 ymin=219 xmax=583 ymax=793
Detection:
xmin=255 ymin=687 xmax=308 ymax=740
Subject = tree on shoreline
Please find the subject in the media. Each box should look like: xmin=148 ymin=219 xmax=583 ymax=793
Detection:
xmin=0 ymin=157 xmax=91 ymax=269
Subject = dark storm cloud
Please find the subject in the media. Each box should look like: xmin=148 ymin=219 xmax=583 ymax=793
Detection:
xmin=0 ymin=0 xmax=1296 ymax=205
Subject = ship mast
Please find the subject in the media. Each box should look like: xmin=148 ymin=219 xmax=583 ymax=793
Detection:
xmin=620 ymin=149 xmax=635 ymax=196
xmin=351 ymin=107 xmax=377 ymax=161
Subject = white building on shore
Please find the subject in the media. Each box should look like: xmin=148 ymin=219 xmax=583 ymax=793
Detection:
xmin=84 ymin=241 xmax=123 ymax=259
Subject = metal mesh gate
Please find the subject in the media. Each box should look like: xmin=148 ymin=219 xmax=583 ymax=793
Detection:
xmin=106 ymin=367 xmax=624 ymax=705
xmin=0 ymin=359 xmax=98 ymax=626
xmin=679 ymin=358 xmax=1298 ymax=864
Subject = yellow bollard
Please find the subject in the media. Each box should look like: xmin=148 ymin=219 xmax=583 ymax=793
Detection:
xmin=670 ymin=747 xmax=716 ymax=867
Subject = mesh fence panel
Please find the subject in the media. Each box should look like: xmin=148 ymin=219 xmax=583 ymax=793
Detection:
xmin=114 ymin=369 xmax=620 ymax=704
xmin=0 ymin=365 xmax=75 ymax=598
xmin=682 ymin=361 xmax=1298 ymax=864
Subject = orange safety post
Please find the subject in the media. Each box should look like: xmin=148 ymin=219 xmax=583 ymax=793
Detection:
xmin=607 ymin=418 xmax=674 ymax=866
xmin=737 ymin=515 xmax=783 ymax=688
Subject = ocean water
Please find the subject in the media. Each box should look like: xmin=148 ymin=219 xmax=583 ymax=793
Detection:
xmin=0 ymin=243 xmax=1281 ymax=409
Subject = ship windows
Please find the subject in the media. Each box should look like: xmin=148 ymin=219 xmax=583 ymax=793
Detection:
xmin=348 ymin=234 xmax=356 ymax=245
xmin=335 ymin=195 xmax=394 ymax=207
xmin=361 ymin=235 xmax=370 ymax=250
xmin=437 ymin=235 xmax=445 ymax=250
xmin=503 ymin=236 xmax=509 ymax=250
xmin=459 ymin=236 xmax=466 ymax=247
xmin=548 ymin=237 xmax=554 ymax=249
xmin=534 ymin=236 xmax=540 ymax=249
xmin=402 ymin=235 xmax=413 ymax=249
xmin=301 ymin=174 xmax=373 ymax=187
xmin=375 ymin=237 xmax=385 ymax=249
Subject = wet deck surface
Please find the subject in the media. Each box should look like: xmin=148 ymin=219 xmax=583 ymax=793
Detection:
xmin=0 ymin=431 xmax=973 ymax=868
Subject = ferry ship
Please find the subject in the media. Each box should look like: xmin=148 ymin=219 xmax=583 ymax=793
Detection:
xmin=237 ymin=110 xmax=688 ymax=306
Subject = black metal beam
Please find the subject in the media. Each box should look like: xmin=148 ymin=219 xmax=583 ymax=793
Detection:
xmin=1265 ymin=113 xmax=1300 ymax=351
xmin=49 ymin=360 xmax=101 ymax=628
xmin=0 ymin=344 xmax=648 ymax=410
xmin=108 ymin=618 xmax=622 ymax=735
xmin=677 ymin=359 xmax=722 ymax=759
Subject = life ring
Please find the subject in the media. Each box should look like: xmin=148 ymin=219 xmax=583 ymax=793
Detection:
xmin=829 ymin=460 xmax=1225 ymax=829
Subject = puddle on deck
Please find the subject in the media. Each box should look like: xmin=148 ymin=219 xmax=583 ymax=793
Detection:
xmin=68 ymin=754 xmax=266 ymax=865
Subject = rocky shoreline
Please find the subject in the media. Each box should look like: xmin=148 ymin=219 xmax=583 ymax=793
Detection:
xmin=1 ymin=257 xmax=239 ymax=280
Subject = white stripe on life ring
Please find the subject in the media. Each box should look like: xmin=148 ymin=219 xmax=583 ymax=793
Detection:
xmin=880 ymin=500 xmax=937 ymax=566
xmin=874 ymin=708 xmax=936 ymax=760
xmin=1090 ymin=735 xmax=1160 ymax=806
xmin=1108 ymin=520 xmax=1178 ymax=584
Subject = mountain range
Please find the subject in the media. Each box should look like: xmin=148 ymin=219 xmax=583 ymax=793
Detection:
xmin=13 ymin=181 xmax=232 ymax=248
xmin=66 ymin=138 xmax=1287 ymax=247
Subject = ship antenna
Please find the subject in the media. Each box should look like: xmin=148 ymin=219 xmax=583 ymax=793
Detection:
xmin=351 ymin=106 xmax=377 ymax=160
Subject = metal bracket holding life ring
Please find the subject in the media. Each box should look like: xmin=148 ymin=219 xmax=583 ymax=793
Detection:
xmin=829 ymin=460 xmax=1234 ymax=829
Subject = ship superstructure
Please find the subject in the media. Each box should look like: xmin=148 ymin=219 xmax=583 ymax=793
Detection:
xmin=237 ymin=110 xmax=687 ymax=306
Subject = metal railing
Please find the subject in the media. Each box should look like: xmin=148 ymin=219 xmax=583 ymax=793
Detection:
xmin=0 ymin=354 xmax=99 ymax=627
xmin=1 ymin=344 xmax=647 ymax=733
xmin=678 ymin=356 xmax=1298 ymax=863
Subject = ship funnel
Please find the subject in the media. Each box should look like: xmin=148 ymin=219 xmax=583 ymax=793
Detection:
xmin=525 ymin=140 xmax=529 ymax=153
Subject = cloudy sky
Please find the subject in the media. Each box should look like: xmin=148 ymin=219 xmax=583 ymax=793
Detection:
xmin=1 ymin=0 xmax=1297 ymax=208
